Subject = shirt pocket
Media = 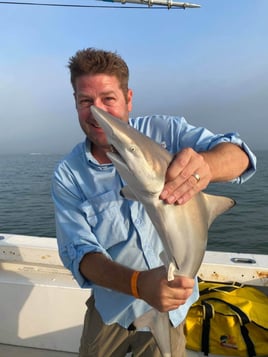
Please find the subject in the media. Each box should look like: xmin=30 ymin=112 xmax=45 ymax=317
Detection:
xmin=79 ymin=190 xmax=129 ymax=250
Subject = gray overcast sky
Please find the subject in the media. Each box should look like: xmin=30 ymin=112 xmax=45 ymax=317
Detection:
xmin=0 ymin=0 xmax=267 ymax=154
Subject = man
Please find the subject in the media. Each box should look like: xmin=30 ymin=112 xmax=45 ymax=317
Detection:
xmin=52 ymin=48 xmax=256 ymax=357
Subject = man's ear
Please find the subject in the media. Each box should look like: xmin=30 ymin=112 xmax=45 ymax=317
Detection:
xmin=127 ymin=88 xmax=133 ymax=112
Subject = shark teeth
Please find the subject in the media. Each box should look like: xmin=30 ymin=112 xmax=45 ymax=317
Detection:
xmin=110 ymin=145 xmax=118 ymax=153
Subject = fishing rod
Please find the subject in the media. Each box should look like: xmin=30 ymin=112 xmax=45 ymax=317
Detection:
xmin=0 ymin=0 xmax=200 ymax=9
xmin=99 ymin=0 xmax=200 ymax=9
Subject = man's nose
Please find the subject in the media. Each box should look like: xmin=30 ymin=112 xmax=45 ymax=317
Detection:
xmin=93 ymin=98 xmax=107 ymax=111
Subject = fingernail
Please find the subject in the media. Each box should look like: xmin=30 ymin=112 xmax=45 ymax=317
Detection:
xmin=160 ymin=190 xmax=168 ymax=199
xmin=166 ymin=195 xmax=176 ymax=204
xmin=177 ymin=198 xmax=184 ymax=205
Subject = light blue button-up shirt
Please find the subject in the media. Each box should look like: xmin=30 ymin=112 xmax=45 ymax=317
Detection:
xmin=51 ymin=114 xmax=256 ymax=329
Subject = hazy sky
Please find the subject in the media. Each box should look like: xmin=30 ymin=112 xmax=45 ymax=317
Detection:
xmin=0 ymin=0 xmax=267 ymax=154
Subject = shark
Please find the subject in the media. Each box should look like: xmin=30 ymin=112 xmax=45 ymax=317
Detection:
xmin=90 ymin=105 xmax=235 ymax=357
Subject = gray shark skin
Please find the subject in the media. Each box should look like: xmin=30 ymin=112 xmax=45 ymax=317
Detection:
xmin=90 ymin=105 xmax=235 ymax=357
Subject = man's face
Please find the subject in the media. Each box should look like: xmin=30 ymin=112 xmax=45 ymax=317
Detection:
xmin=74 ymin=74 xmax=133 ymax=153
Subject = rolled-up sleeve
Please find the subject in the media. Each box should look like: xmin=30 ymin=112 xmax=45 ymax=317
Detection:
xmin=167 ymin=117 xmax=257 ymax=184
xmin=204 ymin=132 xmax=257 ymax=183
xmin=51 ymin=169 xmax=110 ymax=288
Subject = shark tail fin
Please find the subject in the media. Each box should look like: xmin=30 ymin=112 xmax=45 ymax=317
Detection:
xmin=134 ymin=309 xmax=172 ymax=357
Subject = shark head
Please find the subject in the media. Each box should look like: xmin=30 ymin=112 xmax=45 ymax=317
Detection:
xmin=91 ymin=106 xmax=172 ymax=199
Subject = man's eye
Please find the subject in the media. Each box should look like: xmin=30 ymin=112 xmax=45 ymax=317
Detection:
xmin=78 ymin=99 xmax=91 ymax=108
xmin=105 ymin=97 xmax=115 ymax=102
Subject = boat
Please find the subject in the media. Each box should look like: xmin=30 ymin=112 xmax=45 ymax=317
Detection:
xmin=0 ymin=233 xmax=267 ymax=356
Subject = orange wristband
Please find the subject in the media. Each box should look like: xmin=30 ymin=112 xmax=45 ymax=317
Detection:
xmin=131 ymin=271 xmax=141 ymax=298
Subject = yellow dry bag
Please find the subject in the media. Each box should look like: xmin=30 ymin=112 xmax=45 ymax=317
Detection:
xmin=185 ymin=281 xmax=268 ymax=356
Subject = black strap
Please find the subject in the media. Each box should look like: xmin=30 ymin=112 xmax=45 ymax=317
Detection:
xmin=205 ymin=298 xmax=256 ymax=357
xmin=224 ymin=301 xmax=256 ymax=356
xmin=240 ymin=323 xmax=256 ymax=356
xmin=201 ymin=301 xmax=213 ymax=356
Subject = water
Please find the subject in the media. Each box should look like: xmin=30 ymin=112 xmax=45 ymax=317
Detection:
xmin=0 ymin=151 xmax=267 ymax=254
xmin=0 ymin=153 xmax=62 ymax=238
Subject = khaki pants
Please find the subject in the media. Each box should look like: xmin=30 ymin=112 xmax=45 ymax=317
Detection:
xmin=79 ymin=296 xmax=186 ymax=357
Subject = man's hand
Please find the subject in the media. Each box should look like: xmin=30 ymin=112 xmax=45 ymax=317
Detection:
xmin=160 ymin=143 xmax=250 ymax=205
xmin=80 ymin=253 xmax=194 ymax=312
xmin=137 ymin=266 xmax=195 ymax=312
xmin=160 ymin=147 xmax=211 ymax=205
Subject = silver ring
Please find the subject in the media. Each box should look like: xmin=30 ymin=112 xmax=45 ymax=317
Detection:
xmin=192 ymin=173 xmax=201 ymax=182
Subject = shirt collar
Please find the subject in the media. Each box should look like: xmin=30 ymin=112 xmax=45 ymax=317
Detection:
xmin=84 ymin=139 xmax=113 ymax=170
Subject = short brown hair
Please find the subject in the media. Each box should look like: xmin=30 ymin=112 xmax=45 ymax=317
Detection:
xmin=68 ymin=48 xmax=129 ymax=98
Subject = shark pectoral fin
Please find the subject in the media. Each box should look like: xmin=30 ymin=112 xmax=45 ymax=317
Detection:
xmin=120 ymin=186 xmax=138 ymax=200
xmin=204 ymin=193 xmax=236 ymax=228
xmin=134 ymin=309 xmax=171 ymax=357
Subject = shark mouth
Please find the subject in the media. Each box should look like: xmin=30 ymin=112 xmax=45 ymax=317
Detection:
xmin=107 ymin=145 xmax=130 ymax=172
xmin=109 ymin=145 xmax=118 ymax=154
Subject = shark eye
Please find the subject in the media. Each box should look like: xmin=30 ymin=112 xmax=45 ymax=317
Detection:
xmin=129 ymin=146 xmax=136 ymax=152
